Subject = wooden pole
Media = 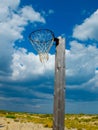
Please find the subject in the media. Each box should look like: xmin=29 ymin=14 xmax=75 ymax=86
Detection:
xmin=53 ymin=37 xmax=65 ymax=130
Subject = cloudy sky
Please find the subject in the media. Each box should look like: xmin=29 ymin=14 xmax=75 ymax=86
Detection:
xmin=0 ymin=0 xmax=98 ymax=114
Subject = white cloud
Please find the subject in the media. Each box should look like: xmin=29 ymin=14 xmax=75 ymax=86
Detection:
xmin=11 ymin=40 xmax=98 ymax=91
xmin=48 ymin=9 xmax=54 ymax=14
xmin=0 ymin=0 xmax=20 ymax=22
xmin=0 ymin=0 xmax=20 ymax=9
xmin=73 ymin=9 xmax=98 ymax=41
xmin=71 ymin=9 xmax=98 ymax=90
xmin=66 ymin=41 xmax=98 ymax=85
xmin=0 ymin=1 xmax=98 ymax=112
xmin=41 ymin=9 xmax=54 ymax=17
xmin=11 ymin=48 xmax=54 ymax=81
xmin=0 ymin=0 xmax=53 ymax=113
xmin=21 ymin=6 xmax=45 ymax=23
xmin=0 ymin=5 xmax=45 ymax=41
xmin=0 ymin=0 xmax=45 ymax=76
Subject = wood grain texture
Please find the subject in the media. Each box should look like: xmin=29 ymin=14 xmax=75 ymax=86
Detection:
xmin=53 ymin=38 xmax=65 ymax=130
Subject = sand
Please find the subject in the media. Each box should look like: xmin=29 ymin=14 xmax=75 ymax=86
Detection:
xmin=0 ymin=117 xmax=77 ymax=130
xmin=0 ymin=117 xmax=52 ymax=130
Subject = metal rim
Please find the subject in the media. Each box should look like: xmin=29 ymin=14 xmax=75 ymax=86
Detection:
xmin=29 ymin=29 xmax=55 ymax=43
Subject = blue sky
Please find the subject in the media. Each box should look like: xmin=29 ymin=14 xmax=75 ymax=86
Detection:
xmin=0 ymin=0 xmax=98 ymax=114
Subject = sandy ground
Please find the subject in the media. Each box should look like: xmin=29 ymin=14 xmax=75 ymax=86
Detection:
xmin=0 ymin=117 xmax=77 ymax=130
xmin=0 ymin=117 xmax=51 ymax=130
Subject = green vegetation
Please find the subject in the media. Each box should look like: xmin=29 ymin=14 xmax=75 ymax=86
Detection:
xmin=0 ymin=110 xmax=98 ymax=129
xmin=65 ymin=114 xmax=98 ymax=130
xmin=6 ymin=114 xmax=16 ymax=119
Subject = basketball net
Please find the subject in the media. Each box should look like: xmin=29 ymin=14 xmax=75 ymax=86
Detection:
xmin=29 ymin=29 xmax=54 ymax=63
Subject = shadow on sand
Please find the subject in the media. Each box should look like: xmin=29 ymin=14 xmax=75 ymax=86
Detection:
xmin=0 ymin=124 xmax=5 ymax=128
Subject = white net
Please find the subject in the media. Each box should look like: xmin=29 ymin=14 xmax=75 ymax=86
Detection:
xmin=39 ymin=53 xmax=49 ymax=63
xmin=29 ymin=29 xmax=54 ymax=63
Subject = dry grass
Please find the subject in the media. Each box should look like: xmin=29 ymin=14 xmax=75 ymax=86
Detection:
xmin=65 ymin=114 xmax=98 ymax=130
xmin=0 ymin=117 xmax=52 ymax=130
xmin=0 ymin=110 xmax=98 ymax=130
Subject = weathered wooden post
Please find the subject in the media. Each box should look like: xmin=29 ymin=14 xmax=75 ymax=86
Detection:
xmin=29 ymin=29 xmax=65 ymax=130
xmin=53 ymin=37 xmax=65 ymax=130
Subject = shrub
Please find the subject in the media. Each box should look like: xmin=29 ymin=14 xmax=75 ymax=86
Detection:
xmin=6 ymin=115 xmax=16 ymax=119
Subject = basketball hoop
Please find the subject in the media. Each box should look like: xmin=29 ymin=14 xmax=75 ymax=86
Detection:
xmin=29 ymin=29 xmax=55 ymax=63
